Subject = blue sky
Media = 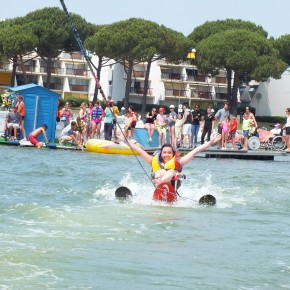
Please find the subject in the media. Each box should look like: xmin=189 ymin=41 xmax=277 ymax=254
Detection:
xmin=2 ymin=0 xmax=289 ymax=38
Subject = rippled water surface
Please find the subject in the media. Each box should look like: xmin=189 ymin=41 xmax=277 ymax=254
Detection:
xmin=0 ymin=145 xmax=290 ymax=289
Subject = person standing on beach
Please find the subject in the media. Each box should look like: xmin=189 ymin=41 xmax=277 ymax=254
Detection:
xmin=229 ymin=114 xmax=238 ymax=149
xmin=103 ymin=101 xmax=115 ymax=141
xmin=90 ymin=101 xmax=103 ymax=139
xmin=191 ymin=104 xmax=202 ymax=148
xmin=182 ymin=103 xmax=192 ymax=149
xmin=215 ymin=102 xmax=230 ymax=149
xmin=155 ymin=107 xmax=167 ymax=147
xmin=242 ymin=113 xmax=251 ymax=150
xmin=60 ymin=101 xmax=73 ymax=130
xmin=201 ymin=107 xmax=214 ymax=145
xmin=29 ymin=124 xmax=49 ymax=148
xmin=168 ymin=105 xmax=177 ymax=147
xmin=245 ymin=106 xmax=258 ymax=128
xmin=16 ymin=95 xmax=27 ymax=141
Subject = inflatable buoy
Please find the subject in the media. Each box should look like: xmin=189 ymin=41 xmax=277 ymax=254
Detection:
xmin=85 ymin=139 xmax=140 ymax=155
xmin=199 ymin=194 xmax=216 ymax=206
xmin=115 ymin=186 xmax=132 ymax=199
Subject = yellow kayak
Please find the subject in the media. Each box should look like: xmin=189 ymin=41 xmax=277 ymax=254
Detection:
xmin=84 ymin=139 xmax=140 ymax=155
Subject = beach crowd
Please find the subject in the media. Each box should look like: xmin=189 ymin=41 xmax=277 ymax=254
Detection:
xmin=2 ymin=94 xmax=290 ymax=151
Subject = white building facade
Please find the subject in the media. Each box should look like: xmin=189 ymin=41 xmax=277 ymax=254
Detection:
xmin=1 ymin=51 xmax=229 ymax=108
xmin=249 ymin=68 xmax=290 ymax=116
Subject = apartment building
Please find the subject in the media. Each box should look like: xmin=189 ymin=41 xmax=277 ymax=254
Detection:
xmin=1 ymin=51 xmax=229 ymax=108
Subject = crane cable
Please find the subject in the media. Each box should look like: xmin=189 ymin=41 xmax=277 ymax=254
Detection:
xmin=59 ymin=0 xmax=153 ymax=185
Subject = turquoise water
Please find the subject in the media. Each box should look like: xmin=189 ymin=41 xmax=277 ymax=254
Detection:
xmin=1 ymin=145 xmax=290 ymax=289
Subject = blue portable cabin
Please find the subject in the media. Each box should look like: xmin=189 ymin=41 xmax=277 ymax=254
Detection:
xmin=8 ymin=84 xmax=60 ymax=142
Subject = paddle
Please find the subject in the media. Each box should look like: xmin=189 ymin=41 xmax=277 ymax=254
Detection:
xmin=115 ymin=186 xmax=132 ymax=199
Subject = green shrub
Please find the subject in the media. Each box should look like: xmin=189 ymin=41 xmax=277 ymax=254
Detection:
xmin=255 ymin=116 xmax=285 ymax=124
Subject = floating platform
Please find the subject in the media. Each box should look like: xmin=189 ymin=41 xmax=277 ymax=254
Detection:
xmin=144 ymin=147 xmax=287 ymax=161
xmin=0 ymin=135 xmax=288 ymax=160
xmin=0 ymin=137 xmax=82 ymax=151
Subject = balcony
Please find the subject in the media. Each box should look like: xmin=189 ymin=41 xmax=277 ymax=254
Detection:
xmin=132 ymin=70 xmax=145 ymax=78
xmin=130 ymin=87 xmax=153 ymax=95
xmin=190 ymin=91 xmax=227 ymax=101
xmin=16 ymin=65 xmax=36 ymax=73
xmin=165 ymin=89 xmax=188 ymax=98
xmin=214 ymin=76 xmax=227 ymax=84
xmin=161 ymin=72 xmax=184 ymax=81
xmin=40 ymin=67 xmax=64 ymax=75
xmin=187 ymin=75 xmax=207 ymax=82
xmin=69 ymin=84 xmax=89 ymax=92
xmin=43 ymin=83 xmax=63 ymax=90
xmin=61 ymin=52 xmax=83 ymax=61
xmin=66 ymin=68 xmax=89 ymax=77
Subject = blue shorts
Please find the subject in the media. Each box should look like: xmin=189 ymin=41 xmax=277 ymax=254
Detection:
xmin=243 ymin=130 xmax=249 ymax=137
xmin=230 ymin=132 xmax=236 ymax=138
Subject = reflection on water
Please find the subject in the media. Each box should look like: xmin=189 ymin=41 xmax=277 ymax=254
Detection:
xmin=0 ymin=146 xmax=290 ymax=289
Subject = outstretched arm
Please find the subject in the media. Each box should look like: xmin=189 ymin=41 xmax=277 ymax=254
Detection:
xmin=180 ymin=134 xmax=221 ymax=166
xmin=116 ymin=131 xmax=153 ymax=165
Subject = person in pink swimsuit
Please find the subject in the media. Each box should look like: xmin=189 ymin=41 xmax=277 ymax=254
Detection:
xmin=221 ymin=116 xmax=230 ymax=149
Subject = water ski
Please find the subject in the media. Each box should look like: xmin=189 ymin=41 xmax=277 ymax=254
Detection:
xmin=153 ymin=182 xmax=177 ymax=203
xmin=199 ymin=194 xmax=216 ymax=206
xmin=115 ymin=186 xmax=132 ymax=199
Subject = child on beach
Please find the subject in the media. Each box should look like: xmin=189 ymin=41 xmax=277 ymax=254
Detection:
xmin=229 ymin=115 xmax=238 ymax=149
xmin=221 ymin=116 xmax=230 ymax=149
xmin=76 ymin=116 xmax=86 ymax=145
xmin=175 ymin=113 xmax=183 ymax=148
xmin=29 ymin=124 xmax=49 ymax=148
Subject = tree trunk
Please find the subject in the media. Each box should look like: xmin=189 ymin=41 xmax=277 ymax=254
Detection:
xmin=124 ymin=58 xmax=134 ymax=110
xmin=226 ymin=68 xmax=232 ymax=112
xmin=10 ymin=56 xmax=18 ymax=87
xmin=93 ymin=56 xmax=103 ymax=103
xmin=45 ymin=56 xmax=52 ymax=89
xmin=141 ymin=60 xmax=151 ymax=113
xmin=231 ymin=72 xmax=239 ymax=115
xmin=19 ymin=55 xmax=28 ymax=84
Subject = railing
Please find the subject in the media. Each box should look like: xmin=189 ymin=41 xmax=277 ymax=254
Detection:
xmin=71 ymin=53 xmax=83 ymax=60
xmin=214 ymin=76 xmax=227 ymax=84
xmin=39 ymin=67 xmax=64 ymax=74
xmin=16 ymin=65 xmax=35 ymax=73
xmin=165 ymin=89 xmax=187 ymax=98
xmin=70 ymin=84 xmax=89 ymax=92
xmin=66 ymin=68 xmax=89 ymax=76
xmin=130 ymin=87 xmax=153 ymax=95
xmin=190 ymin=91 xmax=228 ymax=101
xmin=132 ymin=70 xmax=145 ymax=78
xmin=187 ymin=75 xmax=207 ymax=82
xmin=161 ymin=72 xmax=183 ymax=80
xmin=42 ymin=83 xmax=63 ymax=90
